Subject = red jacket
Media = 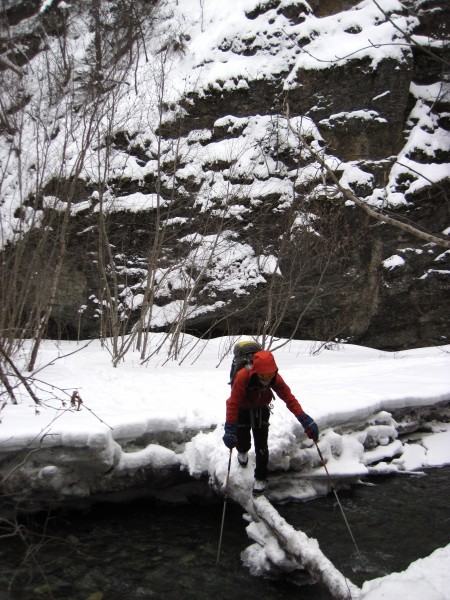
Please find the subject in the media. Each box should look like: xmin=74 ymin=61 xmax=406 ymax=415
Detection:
xmin=226 ymin=366 xmax=305 ymax=423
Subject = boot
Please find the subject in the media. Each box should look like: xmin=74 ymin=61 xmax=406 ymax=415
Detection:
xmin=252 ymin=479 xmax=266 ymax=497
xmin=238 ymin=452 xmax=248 ymax=467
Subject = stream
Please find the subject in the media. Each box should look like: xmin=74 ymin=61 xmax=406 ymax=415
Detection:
xmin=1 ymin=466 xmax=449 ymax=600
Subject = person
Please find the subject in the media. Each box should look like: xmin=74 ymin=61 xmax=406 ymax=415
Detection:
xmin=222 ymin=349 xmax=319 ymax=497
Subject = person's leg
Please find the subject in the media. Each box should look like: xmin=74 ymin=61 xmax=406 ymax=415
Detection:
xmin=237 ymin=409 xmax=251 ymax=453
xmin=252 ymin=407 xmax=270 ymax=481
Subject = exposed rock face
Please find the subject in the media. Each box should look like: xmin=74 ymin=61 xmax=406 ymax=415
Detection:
xmin=1 ymin=0 xmax=449 ymax=350
xmin=292 ymin=57 xmax=414 ymax=157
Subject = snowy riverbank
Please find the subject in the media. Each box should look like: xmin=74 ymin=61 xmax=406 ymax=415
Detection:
xmin=1 ymin=335 xmax=450 ymax=597
xmin=2 ymin=336 xmax=449 ymax=502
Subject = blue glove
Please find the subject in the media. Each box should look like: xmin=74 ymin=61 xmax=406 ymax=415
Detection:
xmin=297 ymin=413 xmax=319 ymax=442
xmin=223 ymin=422 xmax=237 ymax=449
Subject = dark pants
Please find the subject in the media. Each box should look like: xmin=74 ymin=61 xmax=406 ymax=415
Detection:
xmin=237 ymin=407 xmax=270 ymax=481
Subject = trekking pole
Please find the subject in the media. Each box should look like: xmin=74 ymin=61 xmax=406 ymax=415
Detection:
xmin=314 ymin=441 xmax=365 ymax=566
xmin=216 ymin=448 xmax=233 ymax=564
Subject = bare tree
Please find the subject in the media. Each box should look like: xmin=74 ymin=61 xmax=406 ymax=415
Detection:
xmin=0 ymin=0 xmax=159 ymax=372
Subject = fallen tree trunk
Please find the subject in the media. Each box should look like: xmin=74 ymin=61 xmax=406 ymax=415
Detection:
xmin=238 ymin=492 xmax=361 ymax=600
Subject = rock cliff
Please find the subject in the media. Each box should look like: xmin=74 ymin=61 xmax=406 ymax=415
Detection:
xmin=1 ymin=0 xmax=449 ymax=350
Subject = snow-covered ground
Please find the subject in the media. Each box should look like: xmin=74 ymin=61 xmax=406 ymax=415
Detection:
xmin=1 ymin=335 xmax=449 ymax=597
xmin=360 ymin=544 xmax=450 ymax=600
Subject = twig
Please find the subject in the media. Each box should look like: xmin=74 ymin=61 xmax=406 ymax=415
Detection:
xmin=70 ymin=391 xmax=114 ymax=430
xmin=0 ymin=343 xmax=41 ymax=405
xmin=30 ymin=340 xmax=93 ymax=378
xmin=285 ymin=103 xmax=450 ymax=249
xmin=0 ymin=362 xmax=17 ymax=404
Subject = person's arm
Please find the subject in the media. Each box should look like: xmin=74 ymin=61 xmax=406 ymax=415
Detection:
xmin=272 ymin=374 xmax=303 ymax=416
xmin=226 ymin=368 xmax=249 ymax=422
xmin=223 ymin=368 xmax=249 ymax=448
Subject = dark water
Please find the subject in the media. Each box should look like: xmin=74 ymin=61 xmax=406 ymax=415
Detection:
xmin=278 ymin=466 xmax=450 ymax=588
xmin=1 ymin=467 xmax=449 ymax=600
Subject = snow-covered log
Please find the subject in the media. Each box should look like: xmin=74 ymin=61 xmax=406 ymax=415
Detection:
xmin=247 ymin=495 xmax=361 ymax=600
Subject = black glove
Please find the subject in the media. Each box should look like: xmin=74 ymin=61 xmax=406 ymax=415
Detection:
xmin=297 ymin=413 xmax=319 ymax=442
xmin=223 ymin=422 xmax=237 ymax=449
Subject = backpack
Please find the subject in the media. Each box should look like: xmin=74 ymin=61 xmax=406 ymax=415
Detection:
xmin=229 ymin=340 xmax=262 ymax=385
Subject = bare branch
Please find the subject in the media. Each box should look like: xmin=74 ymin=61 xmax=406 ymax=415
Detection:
xmin=0 ymin=361 xmax=17 ymax=404
xmin=285 ymin=103 xmax=450 ymax=249
xmin=372 ymin=0 xmax=450 ymax=67
xmin=0 ymin=343 xmax=41 ymax=405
